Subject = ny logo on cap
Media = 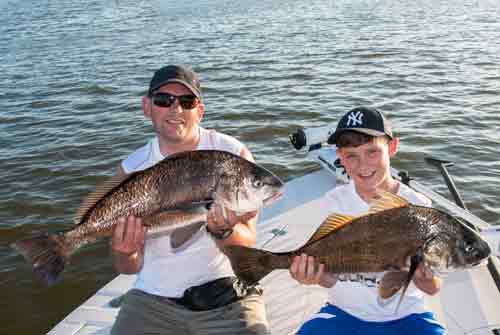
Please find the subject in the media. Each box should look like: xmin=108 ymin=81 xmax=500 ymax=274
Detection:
xmin=346 ymin=111 xmax=363 ymax=127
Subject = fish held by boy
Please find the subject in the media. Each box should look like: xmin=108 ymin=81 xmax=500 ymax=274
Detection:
xmin=225 ymin=191 xmax=491 ymax=308
xmin=11 ymin=150 xmax=284 ymax=286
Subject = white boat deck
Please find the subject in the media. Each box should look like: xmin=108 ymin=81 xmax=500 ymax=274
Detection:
xmin=48 ymin=169 xmax=500 ymax=335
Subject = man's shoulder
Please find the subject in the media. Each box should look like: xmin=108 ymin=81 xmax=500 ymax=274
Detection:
xmin=201 ymin=128 xmax=246 ymax=155
xmin=121 ymin=139 xmax=156 ymax=174
xmin=126 ymin=141 xmax=152 ymax=159
xmin=207 ymin=129 xmax=244 ymax=146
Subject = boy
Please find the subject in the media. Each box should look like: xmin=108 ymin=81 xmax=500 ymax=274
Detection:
xmin=289 ymin=107 xmax=445 ymax=335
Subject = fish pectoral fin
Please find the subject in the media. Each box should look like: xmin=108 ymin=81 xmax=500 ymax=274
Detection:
xmin=173 ymin=200 xmax=214 ymax=211
xmin=305 ymin=213 xmax=355 ymax=245
xmin=379 ymin=271 xmax=408 ymax=299
xmin=170 ymin=222 xmax=205 ymax=251
xmin=142 ymin=202 xmax=211 ymax=228
xmin=393 ymin=251 xmax=423 ymax=313
xmin=368 ymin=190 xmax=410 ymax=215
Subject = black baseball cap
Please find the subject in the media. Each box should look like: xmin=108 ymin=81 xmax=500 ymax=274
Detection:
xmin=148 ymin=65 xmax=202 ymax=100
xmin=327 ymin=107 xmax=393 ymax=144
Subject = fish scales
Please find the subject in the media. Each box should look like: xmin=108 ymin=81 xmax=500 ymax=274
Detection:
xmin=81 ymin=151 xmax=241 ymax=234
xmin=12 ymin=150 xmax=284 ymax=285
xmin=225 ymin=191 xmax=491 ymax=300
xmin=292 ymin=208 xmax=421 ymax=273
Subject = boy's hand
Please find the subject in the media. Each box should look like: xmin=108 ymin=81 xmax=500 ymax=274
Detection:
xmin=413 ymin=263 xmax=442 ymax=295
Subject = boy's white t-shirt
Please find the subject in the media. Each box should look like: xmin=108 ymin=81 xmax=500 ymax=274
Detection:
xmin=121 ymin=127 xmax=246 ymax=298
xmin=319 ymin=181 xmax=433 ymax=322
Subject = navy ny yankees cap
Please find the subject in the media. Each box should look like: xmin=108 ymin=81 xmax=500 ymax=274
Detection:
xmin=327 ymin=107 xmax=393 ymax=144
xmin=148 ymin=65 xmax=202 ymax=100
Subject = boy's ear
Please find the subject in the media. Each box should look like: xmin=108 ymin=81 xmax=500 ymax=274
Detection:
xmin=143 ymin=96 xmax=152 ymax=119
xmin=336 ymin=147 xmax=345 ymax=165
xmin=388 ymin=137 xmax=399 ymax=157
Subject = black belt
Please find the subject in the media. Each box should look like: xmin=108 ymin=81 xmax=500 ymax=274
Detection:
xmin=169 ymin=276 xmax=263 ymax=311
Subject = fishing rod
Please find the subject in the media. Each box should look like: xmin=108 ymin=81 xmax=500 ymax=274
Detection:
xmin=423 ymin=157 xmax=468 ymax=210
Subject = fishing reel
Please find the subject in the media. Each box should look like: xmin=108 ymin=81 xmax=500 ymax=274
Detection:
xmin=289 ymin=124 xmax=337 ymax=151
xmin=289 ymin=125 xmax=347 ymax=181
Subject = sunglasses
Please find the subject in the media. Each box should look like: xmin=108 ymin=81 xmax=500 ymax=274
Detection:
xmin=151 ymin=92 xmax=199 ymax=109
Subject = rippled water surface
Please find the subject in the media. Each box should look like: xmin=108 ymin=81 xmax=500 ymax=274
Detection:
xmin=1 ymin=0 xmax=500 ymax=333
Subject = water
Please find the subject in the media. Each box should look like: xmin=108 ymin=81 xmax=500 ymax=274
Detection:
xmin=1 ymin=0 xmax=500 ymax=333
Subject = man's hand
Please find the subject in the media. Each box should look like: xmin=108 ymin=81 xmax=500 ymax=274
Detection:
xmin=111 ymin=215 xmax=146 ymax=274
xmin=206 ymin=204 xmax=257 ymax=235
xmin=206 ymin=204 xmax=258 ymax=246
xmin=112 ymin=216 xmax=146 ymax=256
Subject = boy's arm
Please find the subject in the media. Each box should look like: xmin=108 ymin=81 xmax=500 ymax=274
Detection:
xmin=411 ymin=195 xmax=442 ymax=294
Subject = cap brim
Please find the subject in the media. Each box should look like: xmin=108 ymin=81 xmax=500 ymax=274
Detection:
xmin=328 ymin=128 xmax=390 ymax=144
xmin=150 ymin=79 xmax=201 ymax=100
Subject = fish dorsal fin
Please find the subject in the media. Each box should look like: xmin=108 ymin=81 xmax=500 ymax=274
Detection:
xmin=368 ymin=190 xmax=409 ymax=216
xmin=305 ymin=213 xmax=356 ymax=245
xmin=74 ymin=174 xmax=132 ymax=224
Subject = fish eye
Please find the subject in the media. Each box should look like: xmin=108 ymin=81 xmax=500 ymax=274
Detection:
xmin=465 ymin=245 xmax=474 ymax=253
xmin=252 ymin=179 xmax=263 ymax=188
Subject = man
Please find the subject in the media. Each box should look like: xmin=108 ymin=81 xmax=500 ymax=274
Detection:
xmin=110 ymin=65 xmax=269 ymax=335
xmin=289 ymin=107 xmax=445 ymax=335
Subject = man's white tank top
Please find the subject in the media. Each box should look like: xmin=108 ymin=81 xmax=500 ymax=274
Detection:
xmin=121 ymin=127 xmax=245 ymax=298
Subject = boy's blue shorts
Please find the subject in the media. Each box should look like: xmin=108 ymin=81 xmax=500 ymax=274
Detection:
xmin=296 ymin=304 xmax=446 ymax=335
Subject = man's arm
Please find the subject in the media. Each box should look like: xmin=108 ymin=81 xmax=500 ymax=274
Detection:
xmin=206 ymin=205 xmax=258 ymax=248
xmin=110 ymin=163 xmax=146 ymax=274
xmin=111 ymin=216 xmax=146 ymax=274
xmin=206 ymin=146 xmax=258 ymax=248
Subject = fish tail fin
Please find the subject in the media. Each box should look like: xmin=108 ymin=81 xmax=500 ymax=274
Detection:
xmin=11 ymin=232 xmax=73 ymax=285
xmin=224 ymin=245 xmax=276 ymax=285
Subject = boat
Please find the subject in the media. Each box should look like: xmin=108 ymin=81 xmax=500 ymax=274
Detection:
xmin=47 ymin=125 xmax=500 ymax=335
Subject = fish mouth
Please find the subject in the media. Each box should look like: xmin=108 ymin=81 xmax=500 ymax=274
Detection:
xmin=471 ymin=259 xmax=489 ymax=268
xmin=263 ymin=192 xmax=283 ymax=207
xmin=454 ymin=258 xmax=489 ymax=271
